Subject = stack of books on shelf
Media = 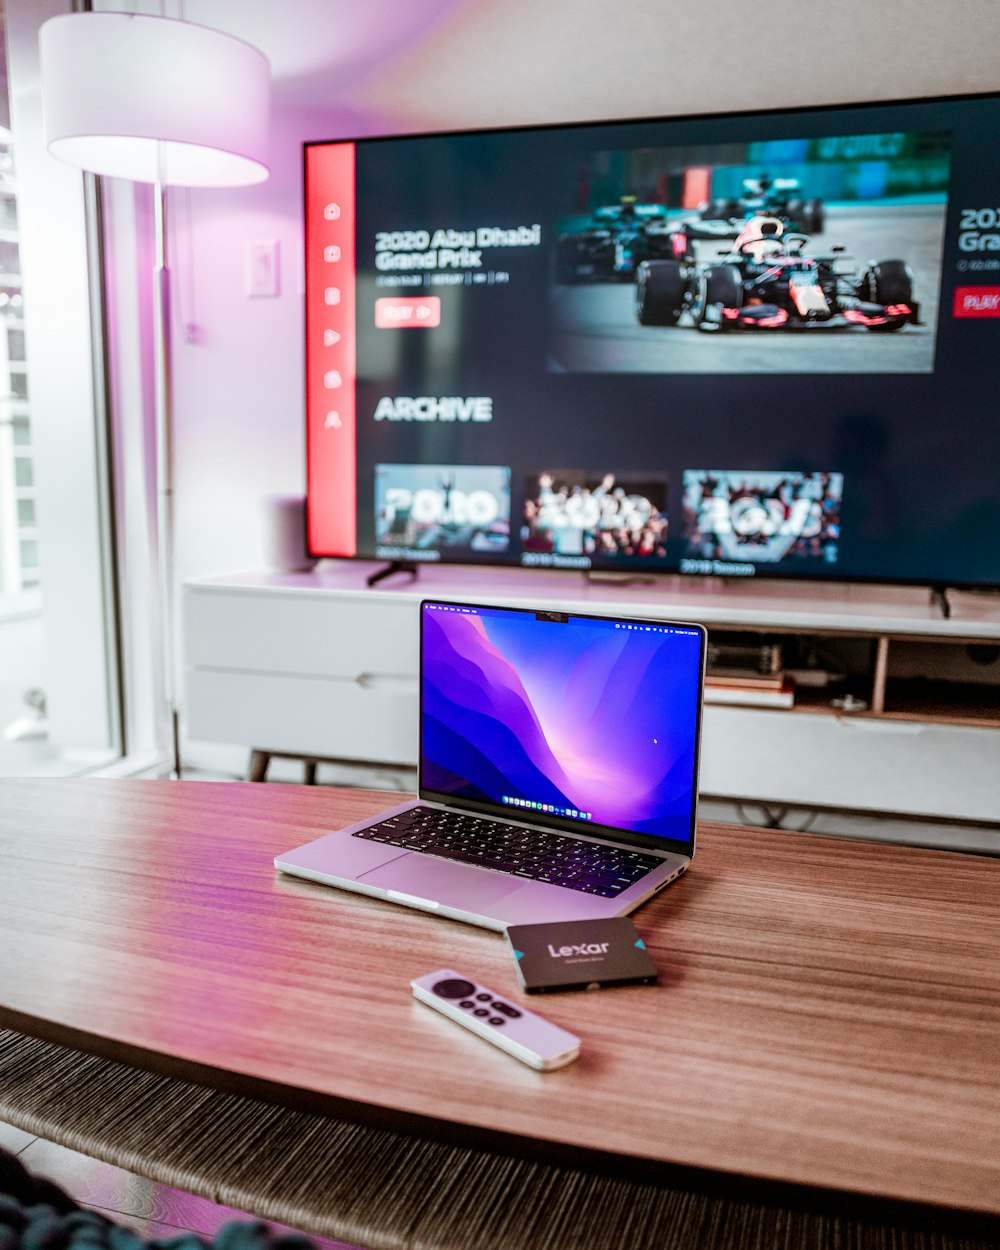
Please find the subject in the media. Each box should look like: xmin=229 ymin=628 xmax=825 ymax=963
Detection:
xmin=704 ymin=640 xmax=795 ymax=709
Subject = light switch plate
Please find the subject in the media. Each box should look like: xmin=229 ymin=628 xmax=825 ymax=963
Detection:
xmin=246 ymin=239 xmax=279 ymax=297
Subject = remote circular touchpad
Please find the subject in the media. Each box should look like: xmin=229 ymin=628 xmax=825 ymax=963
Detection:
xmin=433 ymin=978 xmax=476 ymax=1000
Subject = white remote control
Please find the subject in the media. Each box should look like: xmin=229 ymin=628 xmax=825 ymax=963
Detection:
xmin=411 ymin=969 xmax=581 ymax=1071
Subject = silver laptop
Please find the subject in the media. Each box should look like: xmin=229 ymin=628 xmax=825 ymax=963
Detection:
xmin=275 ymin=599 xmax=706 ymax=931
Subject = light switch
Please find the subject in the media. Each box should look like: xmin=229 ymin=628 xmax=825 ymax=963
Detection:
xmin=246 ymin=239 xmax=280 ymax=297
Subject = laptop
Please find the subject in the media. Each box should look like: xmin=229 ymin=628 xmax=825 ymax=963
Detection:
xmin=275 ymin=599 xmax=706 ymax=931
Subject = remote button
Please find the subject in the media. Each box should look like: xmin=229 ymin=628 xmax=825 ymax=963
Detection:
xmin=433 ymin=978 xmax=476 ymax=1000
xmin=413 ymin=969 xmax=581 ymax=1071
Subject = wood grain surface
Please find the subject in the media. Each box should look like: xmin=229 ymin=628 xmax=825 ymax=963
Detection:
xmin=1 ymin=778 xmax=998 ymax=1220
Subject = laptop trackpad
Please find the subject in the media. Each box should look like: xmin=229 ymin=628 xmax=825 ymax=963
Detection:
xmin=359 ymin=853 xmax=522 ymax=908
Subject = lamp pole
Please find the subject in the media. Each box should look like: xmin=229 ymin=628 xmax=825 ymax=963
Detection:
xmin=38 ymin=12 xmax=270 ymax=781
xmin=153 ymin=143 xmax=181 ymax=778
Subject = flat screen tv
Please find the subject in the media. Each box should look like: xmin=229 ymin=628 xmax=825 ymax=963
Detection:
xmin=304 ymin=92 xmax=1000 ymax=589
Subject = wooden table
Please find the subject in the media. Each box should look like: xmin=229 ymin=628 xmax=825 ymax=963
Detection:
xmin=1 ymin=779 xmax=999 ymax=1248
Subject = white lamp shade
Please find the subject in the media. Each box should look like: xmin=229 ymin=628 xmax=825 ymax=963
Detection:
xmin=39 ymin=12 xmax=270 ymax=187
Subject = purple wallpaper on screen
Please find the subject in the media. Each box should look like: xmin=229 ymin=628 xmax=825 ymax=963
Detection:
xmin=420 ymin=605 xmax=702 ymax=843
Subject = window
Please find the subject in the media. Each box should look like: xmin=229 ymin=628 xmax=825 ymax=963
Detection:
xmin=0 ymin=1 xmax=122 ymax=776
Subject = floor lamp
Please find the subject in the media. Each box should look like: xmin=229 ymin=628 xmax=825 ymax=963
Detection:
xmin=39 ymin=12 xmax=270 ymax=777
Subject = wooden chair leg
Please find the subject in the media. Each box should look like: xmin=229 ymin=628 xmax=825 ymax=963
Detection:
xmin=247 ymin=749 xmax=270 ymax=782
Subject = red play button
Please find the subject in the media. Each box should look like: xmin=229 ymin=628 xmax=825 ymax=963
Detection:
xmin=953 ymin=287 xmax=1000 ymax=317
xmin=374 ymin=296 xmax=441 ymax=328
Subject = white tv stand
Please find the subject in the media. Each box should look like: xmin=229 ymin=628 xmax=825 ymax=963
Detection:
xmin=182 ymin=563 xmax=1000 ymax=824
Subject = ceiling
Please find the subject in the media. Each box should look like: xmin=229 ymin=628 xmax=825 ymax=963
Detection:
xmin=171 ymin=0 xmax=1000 ymax=136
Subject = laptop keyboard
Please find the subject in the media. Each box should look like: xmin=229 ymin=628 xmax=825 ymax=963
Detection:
xmin=353 ymin=806 xmax=663 ymax=897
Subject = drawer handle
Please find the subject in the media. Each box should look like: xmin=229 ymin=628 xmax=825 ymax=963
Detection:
xmin=354 ymin=672 xmax=418 ymax=691
xmin=837 ymin=718 xmax=926 ymax=735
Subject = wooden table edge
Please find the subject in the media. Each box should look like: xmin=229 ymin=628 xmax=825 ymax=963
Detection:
xmin=3 ymin=1004 xmax=998 ymax=1243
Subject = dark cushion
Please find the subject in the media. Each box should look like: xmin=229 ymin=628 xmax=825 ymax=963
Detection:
xmin=0 ymin=1150 xmax=314 ymax=1250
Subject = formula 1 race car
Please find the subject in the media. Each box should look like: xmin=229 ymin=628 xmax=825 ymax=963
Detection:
xmin=634 ymin=216 xmax=920 ymax=333
xmin=690 ymin=174 xmax=825 ymax=240
xmin=554 ymin=197 xmax=687 ymax=282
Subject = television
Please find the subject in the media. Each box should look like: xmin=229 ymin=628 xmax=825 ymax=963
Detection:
xmin=304 ymin=92 xmax=1000 ymax=589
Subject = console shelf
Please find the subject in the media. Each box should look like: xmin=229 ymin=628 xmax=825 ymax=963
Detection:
xmin=182 ymin=564 xmax=1000 ymax=824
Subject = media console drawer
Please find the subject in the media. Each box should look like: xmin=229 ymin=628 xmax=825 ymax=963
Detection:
xmin=185 ymin=669 xmax=417 ymax=765
xmin=701 ymin=705 xmax=1000 ymax=823
xmin=184 ymin=584 xmax=419 ymax=678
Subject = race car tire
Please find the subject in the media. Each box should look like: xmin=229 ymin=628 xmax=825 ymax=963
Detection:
xmin=703 ymin=198 xmax=739 ymax=220
xmin=784 ymin=198 xmax=808 ymax=232
xmin=784 ymin=197 xmax=825 ymax=234
xmin=693 ymin=265 xmax=743 ymax=331
xmin=636 ymin=260 xmax=687 ymax=326
xmin=861 ymin=259 xmax=913 ymax=332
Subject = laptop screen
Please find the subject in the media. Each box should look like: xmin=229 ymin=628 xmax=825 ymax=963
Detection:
xmin=420 ymin=600 xmax=705 ymax=849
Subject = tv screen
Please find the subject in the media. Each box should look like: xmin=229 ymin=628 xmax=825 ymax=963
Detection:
xmin=304 ymin=93 xmax=1000 ymax=588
